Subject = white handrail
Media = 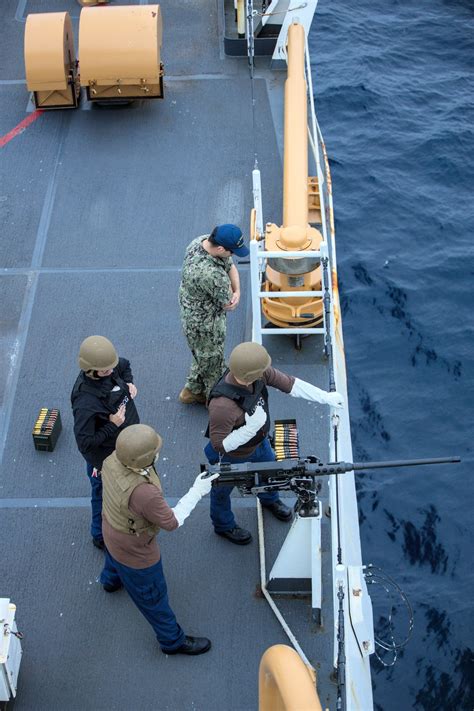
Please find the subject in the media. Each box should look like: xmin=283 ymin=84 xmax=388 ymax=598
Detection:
xmin=262 ymin=327 xmax=325 ymax=334
xmin=252 ymin=168 xmax=264 ymax=236
xmin=305 ymin=36 xmax=328 ymax=247
xmin=258 ymin=291 xmax=323 ymax=298
xmin=256 ymin=249 xmax=322 ymax=258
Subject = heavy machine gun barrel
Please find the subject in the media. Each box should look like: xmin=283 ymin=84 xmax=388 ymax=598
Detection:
xmin=202 ymin=456 xmax=461 ymax=495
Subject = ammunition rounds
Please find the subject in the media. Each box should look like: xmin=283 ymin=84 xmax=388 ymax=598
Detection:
xmin=32 ymin=408 xmax=62 ymax=452
xmin=272 ymin=419 xmax=300 ymax=461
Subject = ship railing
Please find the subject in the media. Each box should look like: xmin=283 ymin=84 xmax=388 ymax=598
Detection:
xmin=249 ymin=240 xmax=329 ymax=343
xmin=307 ymin=35 xmax=375 ymax=710
xmin=250 ymin=25 xmax=374 ymax=708
xmin=250 ymin=32 xmax=334 ymax=349
xmin=305 ymin=35 xmax=330 ymax=249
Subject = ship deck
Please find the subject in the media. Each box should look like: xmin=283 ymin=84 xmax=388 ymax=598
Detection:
xmin=0 ymin=1 xmax=336 ymax=708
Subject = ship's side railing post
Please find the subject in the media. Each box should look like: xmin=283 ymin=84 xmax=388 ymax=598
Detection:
xmin=305 ymin=36 xmax=329 ymax=249
xmin=253 ymin=167 xmax=264 ymax=237
xmin=250 ymin=238 xmax=264 ymax=344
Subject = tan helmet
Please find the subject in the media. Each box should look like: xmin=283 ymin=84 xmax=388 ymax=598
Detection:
xmin=115 ymin=425 xmax=163 ymax=469
xmin=78 ymin=336 xmax=119 ymax=372
xmin=229 ymin=342 xmax=272 ymax=383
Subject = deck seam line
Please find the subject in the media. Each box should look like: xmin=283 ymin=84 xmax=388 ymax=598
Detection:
xmin=0 ymin=116 xmax=66 ymax=468
xmin=0 ymin=75 xmax=240 ymax=87
xmin=0 ymin=265 xmax=249 ymax=275
xmin=14 ymin=0 xmax=27 ymax=22
xmin=0 ymin=496 xmax=281 ymax=509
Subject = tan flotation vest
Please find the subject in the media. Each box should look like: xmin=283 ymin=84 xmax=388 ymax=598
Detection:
xmin=102 ymin=451 xmax=162 ymax=537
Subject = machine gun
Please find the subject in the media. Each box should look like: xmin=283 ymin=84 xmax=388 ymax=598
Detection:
xmin=202 ymin=456 xmax=460 ymax=517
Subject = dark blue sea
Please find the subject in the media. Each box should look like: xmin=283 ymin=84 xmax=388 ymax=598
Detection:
xmin=309 ymin=2 xmax=474 ymax=709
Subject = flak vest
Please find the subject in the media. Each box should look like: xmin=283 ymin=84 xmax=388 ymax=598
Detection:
xmin=206 ymin=370 xmax=271 ymax=449
xmin=101 ymin=452 xmax=162 ymax=537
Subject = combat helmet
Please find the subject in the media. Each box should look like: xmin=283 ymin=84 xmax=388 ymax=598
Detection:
xmin=78 ymin=336 xmax=119 ymax=372
xmin=229 ymin=342 xmax=271 ymax=383
xmin=116 ymin=424 xmax=163 ymax=469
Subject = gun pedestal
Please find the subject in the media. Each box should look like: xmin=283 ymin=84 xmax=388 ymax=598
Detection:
xmin=205 ymin=454 xmax=460 ymax=631
xmin=206 ymin=459 xmax=325 ymax=625
xmin=267 ymin=510 xmax=322 ymax=625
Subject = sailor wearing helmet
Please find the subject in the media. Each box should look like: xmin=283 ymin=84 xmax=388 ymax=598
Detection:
xmin=71 ymin=335 xmax=140 ymax=549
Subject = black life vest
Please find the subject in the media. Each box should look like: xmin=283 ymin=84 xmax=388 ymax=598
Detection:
xmin=71 ymin=368 xmax=140 ymax=468
xmin=71 ymin=370 xmax=129 ymax=406
xmin=206 ymin=370 xmax=270 ymax=448
xmin=71 ymin=372 xmax=130 ymax=414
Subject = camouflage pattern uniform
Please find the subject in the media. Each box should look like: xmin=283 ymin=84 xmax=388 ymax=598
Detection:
xmin=179 ymin=236 xmax=233 ymax=397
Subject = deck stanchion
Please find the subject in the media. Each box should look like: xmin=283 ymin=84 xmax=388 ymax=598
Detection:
xmin=250 ymin=239 xmax=263 ymax=344
xmin=252 ymin=168 xmax=264 ymax=237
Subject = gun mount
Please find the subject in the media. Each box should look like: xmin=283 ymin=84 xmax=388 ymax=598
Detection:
xmin=203 ymin=456 xmax=461 ymax=517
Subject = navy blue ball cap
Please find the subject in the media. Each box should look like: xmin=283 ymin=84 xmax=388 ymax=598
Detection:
xmin=214 ymin=224 xmax=250 ymax=257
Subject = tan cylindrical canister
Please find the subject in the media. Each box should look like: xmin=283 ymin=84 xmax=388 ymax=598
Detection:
xmin=24 ymin=12 xmax=79 ymax=109
xmin=79 ymin=5 xmax=164 ymax=101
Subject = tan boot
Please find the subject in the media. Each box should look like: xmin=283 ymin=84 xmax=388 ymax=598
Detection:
xmin=179 ymin=387 xmax=207 ymax=405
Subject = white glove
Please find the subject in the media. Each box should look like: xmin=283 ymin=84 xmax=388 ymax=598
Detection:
xmin=222 ymin=405 xmax=267 ymax=453
xmin=172 ymin=472 xmax=219 ymax=527
xmin=290 ymin=377 xmax=344 ymax=409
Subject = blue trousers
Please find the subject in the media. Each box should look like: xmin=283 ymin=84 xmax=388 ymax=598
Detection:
xmin=100 ymin=550 xmax=185 ymax=652
xmin=86 ymin=461 xmax=103 ymax=542
xmin=204 ymin=437 xmax=279 ymax=532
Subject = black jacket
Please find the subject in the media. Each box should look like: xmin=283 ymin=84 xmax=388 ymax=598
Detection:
xmin=70 ymin=357 xmax=140 ymax=469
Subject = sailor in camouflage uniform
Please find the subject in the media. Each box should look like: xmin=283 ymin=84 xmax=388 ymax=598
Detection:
xmin=178 ymin=224 xmax=249 ymax=404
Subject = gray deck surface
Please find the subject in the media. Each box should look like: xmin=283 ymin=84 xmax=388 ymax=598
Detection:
xmin=1 ymin=0 xmax=335 ymax=708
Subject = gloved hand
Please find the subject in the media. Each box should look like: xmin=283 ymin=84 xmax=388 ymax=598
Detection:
xmin=222 ymin=405 xmax=267 ymax=453
xmin=290 ymin=378 xmax=344 ymax=409
xmin=172 ymin=472 xmax=219 ymax=527
xmin=324 ymin=391 xmax=344 ymax=409
xmin=193 ymin=471 xmax=218 ymax=497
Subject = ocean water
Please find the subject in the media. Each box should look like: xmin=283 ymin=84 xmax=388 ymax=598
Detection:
xmin=309 ymin=1 xmax=474 ymax=709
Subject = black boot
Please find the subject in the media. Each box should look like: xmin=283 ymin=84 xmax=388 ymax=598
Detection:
xmin=216 ymin=526 xmax=252 ymax=545
xmin=102 ymin=582 xmax=123 ymax=593
xmin=164 ymin=636 xmax=211 ymax=656
xmin=263 ymin=500 xmax=293 ymax=522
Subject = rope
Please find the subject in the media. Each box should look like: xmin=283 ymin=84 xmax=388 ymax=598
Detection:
xmin=331 ymin=415 xmax=346 ymax=708
xmin=335 ymin=581 xmax=346 ymax=711
xmin=332 ymin=414 xmax=342 ymax=565
xmin=3 ymin=623 xmax=24 ymax=640
xmin=246 ymin=0 xmax=259 ymax=169
xmin=363 ymin=564 xmax=414 ymax=667
xmin=256 ymin=2 xmax=307 ymax=17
